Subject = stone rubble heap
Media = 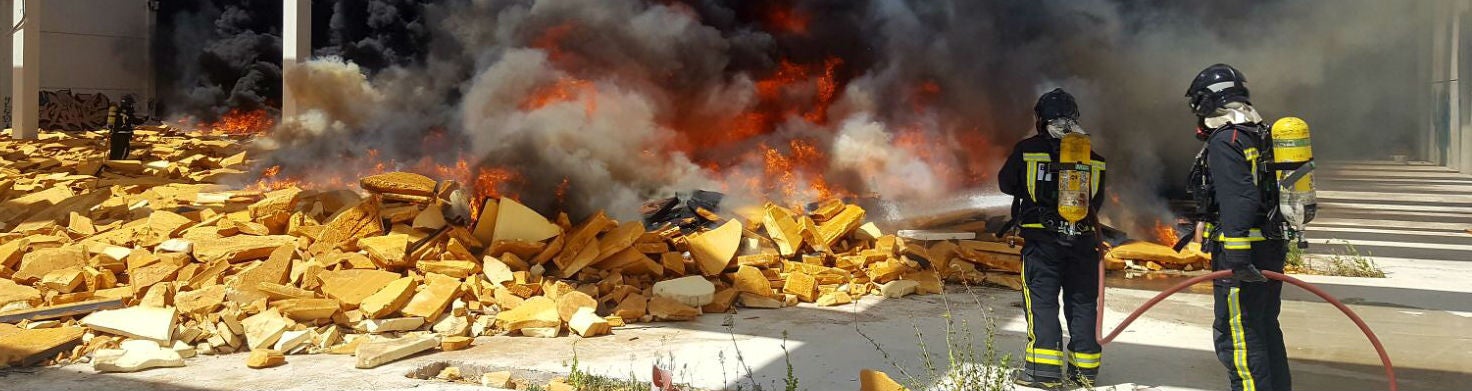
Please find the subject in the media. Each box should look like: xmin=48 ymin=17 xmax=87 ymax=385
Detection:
xmin=0 ymin=128 xmax=1027 ymax=373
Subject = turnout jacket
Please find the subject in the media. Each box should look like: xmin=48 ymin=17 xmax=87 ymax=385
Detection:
xmin=998 ymin=134 xmax=1107 ymax=240
xmin=1201 ymin=124 xmax=1281 ymax=269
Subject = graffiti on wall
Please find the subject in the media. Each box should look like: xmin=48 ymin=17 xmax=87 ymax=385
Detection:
xmin=38 ymin=89 xmax=114 ymax=131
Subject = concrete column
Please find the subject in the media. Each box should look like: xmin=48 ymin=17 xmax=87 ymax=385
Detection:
xmin=144 ymin=0 xmax=157 ymax=118
xmin=282 ymin=0 xmax=310 ymax=119
xmin=10 ymin=0 xmax=38 ymax=139
xmin=0 ymin=0 xmax=10 ymax=130
xmin=1447 ymin=1 xmax=1464 ymax=171
xmin=1457 ymin=1 xmax=1472 ymax=173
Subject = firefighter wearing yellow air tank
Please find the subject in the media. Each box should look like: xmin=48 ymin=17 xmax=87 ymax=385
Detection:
xmin=1183 ymin=64 xmax=1315 ymax=391
xmin=998 ymin=88 xmax=1107 ymax=388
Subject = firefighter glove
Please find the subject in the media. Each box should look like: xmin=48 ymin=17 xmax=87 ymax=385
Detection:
xmin=1232 ymin=264 xmax=1268 ymax=283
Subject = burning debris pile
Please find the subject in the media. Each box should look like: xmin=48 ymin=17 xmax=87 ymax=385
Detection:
xmin=0 ymin=128 xmax=1027 ymax=372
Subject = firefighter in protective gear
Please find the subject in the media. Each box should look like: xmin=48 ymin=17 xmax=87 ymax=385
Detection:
xmin=1184 ymin=64 xmax=1291 ymax=391
xmin=106 ymin=96 xmax=139 ymax=160
xmin=999 ymin=88 xmax=1107 ymax=388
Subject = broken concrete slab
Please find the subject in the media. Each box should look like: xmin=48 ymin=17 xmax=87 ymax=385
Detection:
xmin=80 ymin=306 xmax=177 ymax=342
xmin=859 ymin=369 xmax=906 ymax=391
xmin=568 ymin=307 xmax=610 ymax=337
xmin=481 ymin=370 xmax=514 ymax=388
xmin=273 ymin=298 xmax=341 ymax=321
xmin=14 ymin=247 xmax=86 ymax=283
xmin=0 ymin=326 xmax=84 ymax=366
xmin=651 ymin=275 xmax=716 ymax=307
xmin=554 ymin=290 xmax=598 ymax=323
xmin=354 ymin=334 xmax=439 ymax=369
xmin=316 ymin=269 xmax=400 ymax=309
xmin=358 ymin=233 xmax=409 ymax=268
xmin=816 ymin=292 xmax=853 ymax=307
xmin=738 ymin=292 xmax=783 ymax=309
xmin=431 ymin=314 xmax=470 ymax=337
xmin=441 ymin=335 xmax=473 ymax=351
xmin=356 ymin=317 xmax=426 ymax=334
xmin=241 ymin=309 xmax=289 ymax=350
xmin=359 ymin=277 xmax=418 ymax=319
xmin=91 ymin=341 xmax=186 ymax=373
xmin=648 ymin=296 xmax=700 ymax=321
xmin=731 ymin=265 xmax=772 ymax=297
xmin=174 ymin=285 xmax=227 ymax=314
xmin=192 ymin=235 xmax=297 ymax=264
xmin=491 ymin=198 xmax=561 ymax=244
xmin=246 ymin=348 xmax=286 ymax=369
xmin=611 ymin=293 xmax=647 ymax=321
xmin=0 ymin=278 xmax=42 ymax=313
xmin=274 ymin=330 xmax=313 ymax=353
xmin=521 ymin=326 xmax=561 ymax=338
xmin=229 ymin=245 xmax=293 ymax=298
xmin=687 ymin=220 xmax=741 ymax=276
xmin=359 ymin=172 xmax=436 ymax=198
xmin=782 ymin=272 xmax=818 ymax=302
xmin=400 ymin=274 xmax=461 ymax=320
xmin=496 ymin=296 xmax=559 ymax=333
xmin=880 ymin=280 xmax=919 ymax=299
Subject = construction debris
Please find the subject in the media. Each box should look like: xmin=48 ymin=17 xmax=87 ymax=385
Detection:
xmin=859 ymin=369 xmax=909 ymax=391
xmin=0 ymin=129 xmax=1027 ymax=373
xmin=93 ymin=339 xmax=186 ymax=373
xmin=245 ymin=348 xmax=285 ymax=369
xmin=355 ymin=334 xmax=439 ymax=369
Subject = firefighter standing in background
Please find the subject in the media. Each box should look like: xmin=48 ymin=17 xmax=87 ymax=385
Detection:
xmin=106 ymin=95 xmax=138 ymax=160
xmin=1183 ymin=64 xmax=1292 ymax=391
xmin=998 ymin=88 xmax=1107 ymax=388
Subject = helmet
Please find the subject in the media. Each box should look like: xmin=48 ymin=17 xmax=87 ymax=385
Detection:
xmin=1034 ymin=88 xmax=1079 ymax=122
xmin=1034 ymin=88 xmax=1079 ymax=135
xmin=1185 ymin=64 xmax=1250 ymax=118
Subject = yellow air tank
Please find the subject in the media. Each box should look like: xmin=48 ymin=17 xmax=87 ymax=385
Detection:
xmin=1057 ymin=132 xmax=1092 ymax=224
xmin=1271 ymin=117 xmax=1316 ymax=230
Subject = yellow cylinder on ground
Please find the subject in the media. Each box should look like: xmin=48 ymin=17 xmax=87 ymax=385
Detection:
xmin=1271 ymin=117 xmax=1316 ymax=227
xmin=1057 ymin=133 xmax=1091 ymax=223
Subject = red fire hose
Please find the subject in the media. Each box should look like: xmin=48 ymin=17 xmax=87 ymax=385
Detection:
xmin=1093 ymin=261 xmax=1398 ymax=391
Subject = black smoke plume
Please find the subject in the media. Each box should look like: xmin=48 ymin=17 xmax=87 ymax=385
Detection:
xmin=165 ymin=0 xmax=1430 ymax=237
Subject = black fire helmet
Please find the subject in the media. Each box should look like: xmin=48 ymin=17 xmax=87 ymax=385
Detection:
xmin=1034 ymin=88 xmax=1079 ymax=122
xmin=1185 ymin=64 xmax=1250 ymax=118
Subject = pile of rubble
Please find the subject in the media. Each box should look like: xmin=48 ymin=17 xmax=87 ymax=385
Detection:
xmin=1105 ymin=242 xmax=1214 ymax=275
xmin=0 ymin=128 xmax=1029 ymax=373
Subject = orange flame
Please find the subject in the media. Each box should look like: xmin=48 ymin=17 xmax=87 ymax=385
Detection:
xmin=206 ymin=109 xmax=274 ymax=136
xmin=521 ymin=77 xmax=596 ymax=113
xmin=803 ymin=58 xmax=843 ymax=124
xmin=763 ymin=4 xmax=810 ymax=35
xmin=475 ymin=167 xmax=520 ymax=201
xmin=1153 ymin=220 xmax=1179 ymax=246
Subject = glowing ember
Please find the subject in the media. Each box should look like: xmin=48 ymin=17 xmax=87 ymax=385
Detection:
xmin=206 ymin=109 xmax=274 ymax=136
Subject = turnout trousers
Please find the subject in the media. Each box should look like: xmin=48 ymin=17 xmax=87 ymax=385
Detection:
xmin=1212 ymin=239 xmax=1291 ymax=391
xmin=108 ymin=130 xmax=133 ymax=160
xmin=1020 ymin=234 xmax=1102 ymax=380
